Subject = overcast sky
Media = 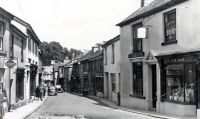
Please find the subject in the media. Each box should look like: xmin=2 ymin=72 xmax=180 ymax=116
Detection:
xmin=0 ymin=0 xmax=141 ymax=50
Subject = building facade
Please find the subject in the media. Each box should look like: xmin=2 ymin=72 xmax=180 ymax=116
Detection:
xmin=103 ymin=35 xmax=121 ymax=104
xmin=0 ymin=7 xmax=41 ymax=114
xmin=118 ymin=0 xmax=200 ymax=116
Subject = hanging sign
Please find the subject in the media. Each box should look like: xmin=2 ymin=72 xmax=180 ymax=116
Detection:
xmin=137 ymin=27 xmax=147 ymax=39
xmin=4 ymin=58 xmax=17 ymax=69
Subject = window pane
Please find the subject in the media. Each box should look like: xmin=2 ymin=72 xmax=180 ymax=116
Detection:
xmin=0 ymin=23 xmax=3 ymax=36
xmin=184 ymin=63 xmax=195 ymax=103
xmin=166 ymin=64 xmax=184 ymax=102
xmin=164 ymin=10 xmax=176 ymax=42
xmin=133 ymin=62 xmax=143 ymax=97
xmin=0 ymin=37 xmax=3 ymax=50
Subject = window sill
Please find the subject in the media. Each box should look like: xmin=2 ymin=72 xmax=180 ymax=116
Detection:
xmin=0 ymin=50 xmax=7 ymax=56
xmin=161 ymin=40 xmax=177 ymax=46
xmin=163 ymin=99 xmax=195 ymax=105
xmin=128 ymin=52 xmax=144 ymax=58
xmin=129 ymin=94 xmax=145 ymax=99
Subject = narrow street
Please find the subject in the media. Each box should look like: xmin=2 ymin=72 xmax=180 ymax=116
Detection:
xmin=26 ymin=93 xmax=159 ymax=119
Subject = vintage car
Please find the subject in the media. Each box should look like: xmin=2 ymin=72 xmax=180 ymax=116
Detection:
xmin=48 ymin=86 xmax=57 ymax=96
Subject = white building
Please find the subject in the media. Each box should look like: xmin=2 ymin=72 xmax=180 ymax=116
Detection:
xmin=103 ymin=35 xmax=120 ymax=104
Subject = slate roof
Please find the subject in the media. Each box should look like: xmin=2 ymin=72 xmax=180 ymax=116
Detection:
xmin=102 ymin=35 xmax=120 ymax=47
xmin=117 ymin=0 xmax=188 ymax=26
xmin=77 ymin=50 xmax=103 ymax=62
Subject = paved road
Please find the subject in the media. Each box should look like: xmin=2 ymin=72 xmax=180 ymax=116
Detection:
xmin=26 ymin=93 xmax=159 ymax=119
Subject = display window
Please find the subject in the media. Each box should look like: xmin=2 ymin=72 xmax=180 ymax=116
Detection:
xmin=164 ymin=62 xmax=196 ymax=104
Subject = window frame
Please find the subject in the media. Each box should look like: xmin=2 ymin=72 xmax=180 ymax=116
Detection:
xmin=162 ymin=9 xmax=177 ymax=45
xmin=111 ymin=44 xmax=115 ymax=64
xmin=162 ymin=59 xmax=197 ymax=104
xmin=132 ymin=23 xmax=143 ymax=53
xmin=0 ymin=21 xmax=5 ymax=51
xmin=132 ymin=62 xmax=144 ymax=98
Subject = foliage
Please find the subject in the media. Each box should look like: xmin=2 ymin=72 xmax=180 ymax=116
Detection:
xmin=39 ymin=41 xmax=82 ymax=66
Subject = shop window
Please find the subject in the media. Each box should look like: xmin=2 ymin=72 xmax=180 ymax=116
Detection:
xmin=165 ymin=63 xmax=195 ymax=103
xmin=132 ymin=62 xmax=143 ymax=97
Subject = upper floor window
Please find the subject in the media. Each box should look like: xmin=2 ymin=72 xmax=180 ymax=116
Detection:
xmin=10 ymin=34 xmax=14 ymax=57
xmin=104 ymin=47 xmax=107 ymax=65
xmin=0 ymin=22 xmax=4 ymax=50
xmin=21 ymin=39 xmax=24 ymax=62
xmin=28 ymin=38 xmax=31 ymax=51
xmin=164 ymin=9 xmax=176 ymax=43
xmin=132 ymin=23 xmax=142 ymax=52
xmin=111 ymin=44 xmax=115 ymax=64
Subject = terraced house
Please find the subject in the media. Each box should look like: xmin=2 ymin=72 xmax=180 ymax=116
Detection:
xmin=0 ymin=7 xmax=41 ymax=116
xmin=117 ymin=0 xmax=200 ymax=116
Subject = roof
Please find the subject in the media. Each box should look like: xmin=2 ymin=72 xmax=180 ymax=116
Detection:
xmin=77 ymin=49 xmax=103 ymax=62
xmin=117 ymin=0 xmax=188 ymax=26
xmin=102 ymin=35 xmax=120 ymax=47
xmin=0 ymin=7 xmax=41 ymax=45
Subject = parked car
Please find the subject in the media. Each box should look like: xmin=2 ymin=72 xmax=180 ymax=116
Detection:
xmin=48 ymin=86 xmax=57 ymax=96
xmin=56 ymin=85 xmax=63 ymax=93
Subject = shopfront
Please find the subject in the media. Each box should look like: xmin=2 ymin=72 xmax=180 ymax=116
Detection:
xmin=157 ymin=52 xmax=200 ymax=115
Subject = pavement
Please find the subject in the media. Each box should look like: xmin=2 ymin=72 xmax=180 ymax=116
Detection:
xmin=3 ymin=97 xmax=48 ymax=119
xmin=86 ymin=95 xmax=197 ymax=119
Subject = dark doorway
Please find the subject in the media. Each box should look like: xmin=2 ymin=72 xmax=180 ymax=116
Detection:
xmin=152 ymin=64 xmax=157 ymax=108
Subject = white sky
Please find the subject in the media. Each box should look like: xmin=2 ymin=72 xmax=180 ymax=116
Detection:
xmin=0 ymin=0 xmax=141 ymax=50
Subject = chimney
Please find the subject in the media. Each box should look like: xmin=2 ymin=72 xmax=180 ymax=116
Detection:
xmin=141 ymin=0 xmax=144 ymax=7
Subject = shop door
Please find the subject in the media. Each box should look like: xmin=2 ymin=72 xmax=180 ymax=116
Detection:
xmin=152 ymin=64 xmax=157 ymax=108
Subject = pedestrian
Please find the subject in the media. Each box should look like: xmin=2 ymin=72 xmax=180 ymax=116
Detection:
xmin=39 ymin=85 xmax=44 ymax=101
xmin=43 ymin=87 xmax=46 ymax=97
xmin=35 ymin=86 xmax=40 ymax=100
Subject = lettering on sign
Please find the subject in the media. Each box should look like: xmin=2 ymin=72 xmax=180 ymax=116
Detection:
xmin=171 ymin=57 xmax=184 ymax=63
xmin=5 ymin=59 xmax=16 ymax=68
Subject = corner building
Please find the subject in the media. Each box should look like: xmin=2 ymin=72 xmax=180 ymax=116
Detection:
xmin=118 ymin=0 xmax=200 ymax=116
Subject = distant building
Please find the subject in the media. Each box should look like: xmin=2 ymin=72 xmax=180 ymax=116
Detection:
xmin=102 ymin=35 xmax=120 ymax=104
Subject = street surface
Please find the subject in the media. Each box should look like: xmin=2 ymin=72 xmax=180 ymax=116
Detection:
xmin=26 ymin=93 xmax=159 ymax=119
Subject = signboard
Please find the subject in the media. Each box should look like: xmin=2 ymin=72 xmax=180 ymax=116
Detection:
xmin=137 ymin=27 xmax=147 ymax=39
xmin=4 ymin=58 xmax=17 ymax=69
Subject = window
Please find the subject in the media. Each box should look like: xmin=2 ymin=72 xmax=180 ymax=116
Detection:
xmin=132 ymin=23 xmax=142 ymax=52
xmin=164 ymin=9 xmax=176 ymax=42
xmin=16 ymin=69 xmax=24 ymax=101
xmin=28 ymin=38 xmax=31 ymax=51
xmin=10 ymin=35 xmax=14 ymax=57
xmin=32 ymin=41 xmax=35 ymax=54
xmin=0 ymin=22 xmax=4 ymax=50
xmin=35 ymin=45 xmax=38 ymax=56
xmin=104 ymin=47 xmax=107 ymax=65
xmin=21 ymin=39 xmax=24 ymax=62
xmin=111 ymin=44 xmax=115 ymax=64
xmin=111 ymin=73 xmax=116 ymax=92
xmin=132 ymin=62 xmax=143 ymax=97
xmin=165 ymin=63 xmax=195 ymax=103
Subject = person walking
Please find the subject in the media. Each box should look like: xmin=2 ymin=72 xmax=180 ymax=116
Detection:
xmin=39 ymin=85 xmax=44 ymax=101
xmin=35 ymin=86 xmax=40 ymax=100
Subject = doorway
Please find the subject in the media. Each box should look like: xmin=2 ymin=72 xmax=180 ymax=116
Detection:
xmin=152 ymin=64 xmax=157 ymax=108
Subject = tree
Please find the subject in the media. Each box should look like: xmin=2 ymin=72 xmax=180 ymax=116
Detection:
xmin=39 ymin=41 xmax=82 ymax=66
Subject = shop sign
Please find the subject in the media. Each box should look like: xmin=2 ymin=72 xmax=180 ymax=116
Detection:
xmin=171 ymin=57 xmax=184 ymax=63
xmin=4 ymin=58 xmax=17 ymax=69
